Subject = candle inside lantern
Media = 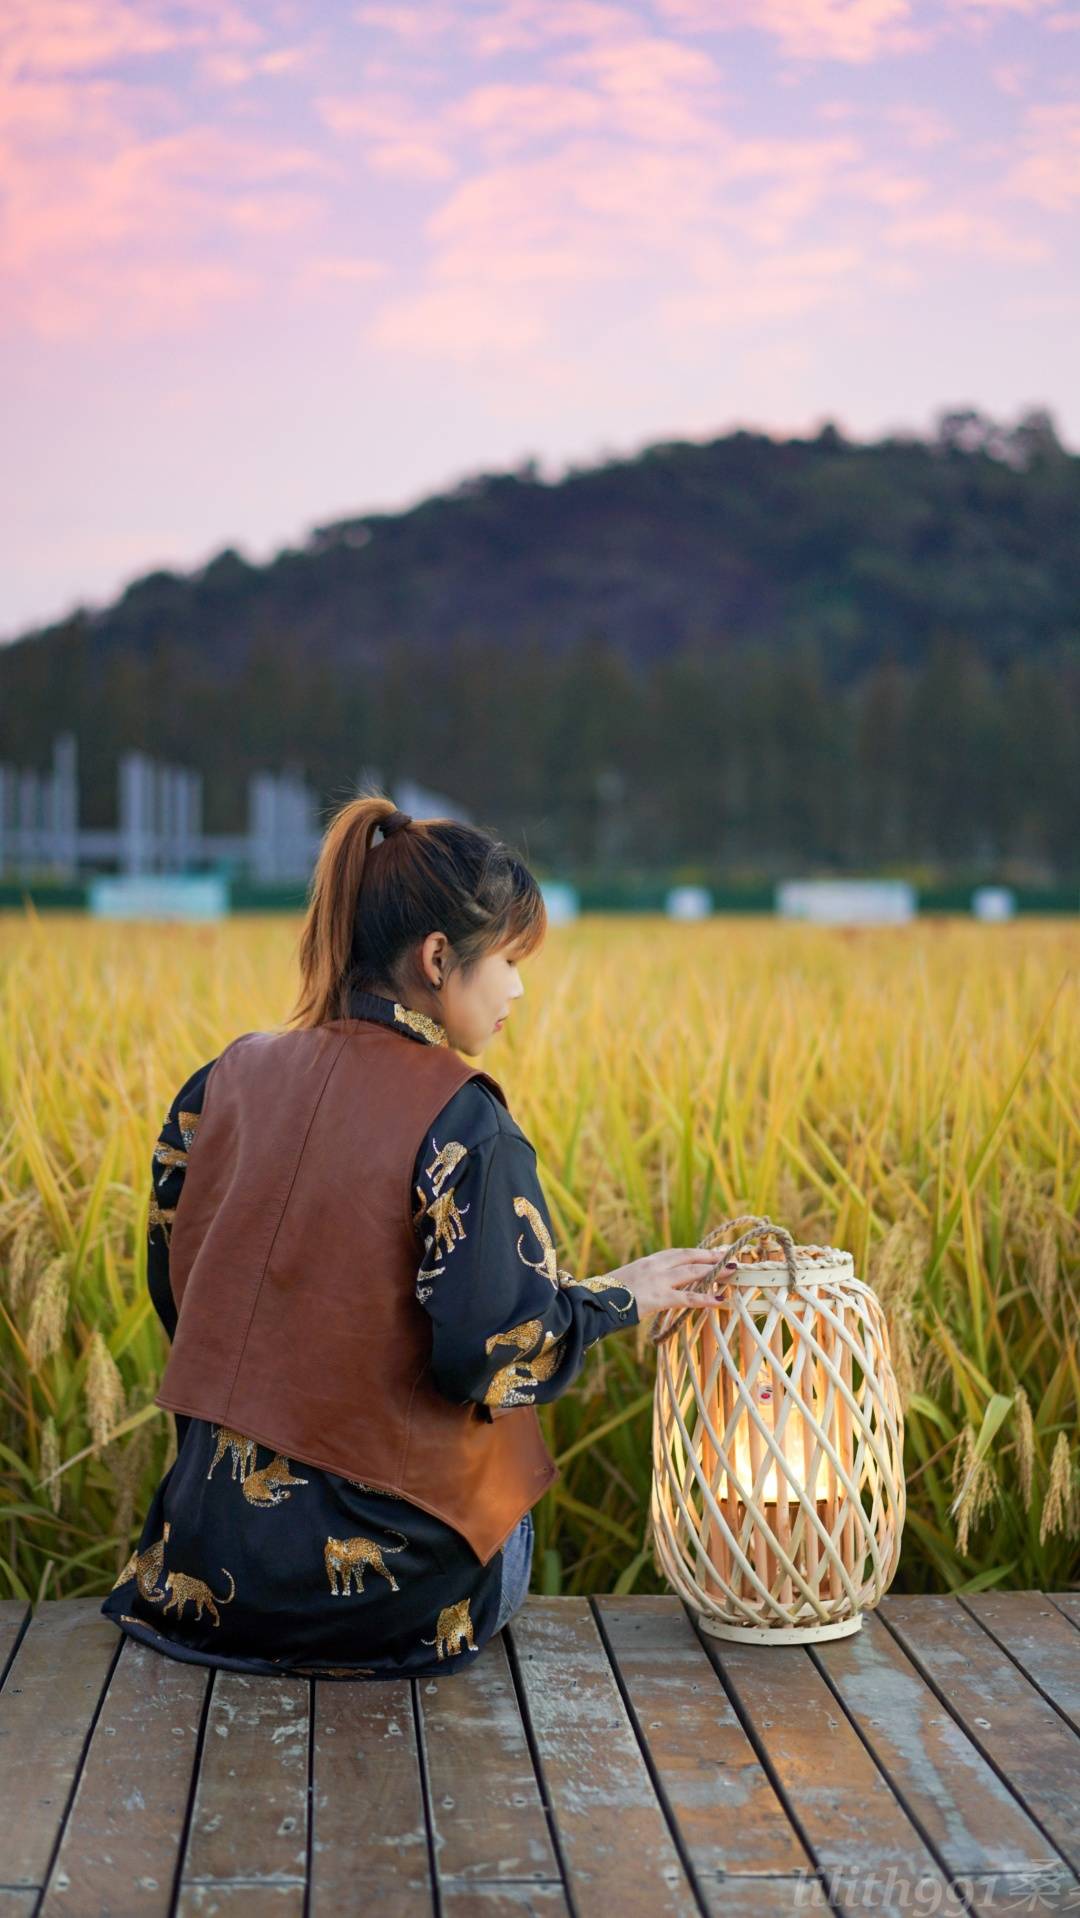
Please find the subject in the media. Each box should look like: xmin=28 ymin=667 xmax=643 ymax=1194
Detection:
xmin=716 ymin=1391 xmax=829 ymax=1505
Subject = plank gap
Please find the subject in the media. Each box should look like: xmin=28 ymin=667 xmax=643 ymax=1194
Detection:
xmin=0 ymin=1602 xmax=32 ymax=1694
xmin=805 ymin=1633 xmax=987 ymax=1917
xmin=588 ymin=1596 xmax=720 ymax=1918
xmin=168 ymin=1661 xmax=219 ymax=1918
xmin=682 ymin=1602 xmax=847 ymax=1918
xmin=874 ymin=1602 xmax=1079 ymax=1881
xmin=34 ymin=1619 xmax=126 ymax=1913
xmin=501 ymin=1617 xmax=579 ymax=1918
xmin=410 ymin=1671 xmax=442 ymax=1918
xmin=955 ymin=1592 xmax=1080 ymax=1738
xmin=1046 ymin=1594 xmax=1080 ymax=1634
xmin=301 ymin=1675 xmax=314 ymax=1918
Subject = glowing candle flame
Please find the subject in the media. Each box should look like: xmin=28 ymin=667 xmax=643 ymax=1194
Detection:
xmin=717 ymin=1395 xmax=828 ymax=1504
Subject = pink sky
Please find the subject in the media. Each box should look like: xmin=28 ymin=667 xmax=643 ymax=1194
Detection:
xmin=2 ymin=0 xmax=1078 ymax=637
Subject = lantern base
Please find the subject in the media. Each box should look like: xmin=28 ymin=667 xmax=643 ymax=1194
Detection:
xmin=696 ymin=1609 xmax=863 ymax=1645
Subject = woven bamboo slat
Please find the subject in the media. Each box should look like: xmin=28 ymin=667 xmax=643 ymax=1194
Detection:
xmin=649 ymin=1217 xmax=906 ymax=1644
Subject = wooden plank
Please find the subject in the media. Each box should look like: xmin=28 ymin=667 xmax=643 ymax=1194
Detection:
xmin=959 ymin=1591 xmax=1080 ymax=1736
xmin=309 ymin=1677 xmax=433 ymax=1918
xmin=176 ymin=1670 xmax=309 ymax=1913
xmin=0 ymin=1599 xmax=119 ymax=1896
xmin=879 ymin=1594 xmax=1080 ymax=1877
xmin=692 ymin=1616 xmax=959 ymax=1917
xmin=176 ymin=1891 xmax=305 ymax=1911
xmin=811 ymin=1609 xmax=1078 ymax=1912
xmin=594 ymin=1596 xmax=829 ymax=1914
xmin=417 ymin=1630 xmax=566 ymax=1897
xmin=439 ymin=1890 xmax=570 ymax=1913
xmin=37 ymin=1632 xmax=209 ymax=1917
xmin=509 ymin=1597 xmax=700 ymax=1918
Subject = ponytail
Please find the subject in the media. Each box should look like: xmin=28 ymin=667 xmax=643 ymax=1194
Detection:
xmin=285 ymin=785 xmax=546 ymax=1029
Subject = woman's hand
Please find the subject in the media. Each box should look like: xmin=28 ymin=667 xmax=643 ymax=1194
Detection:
xmin=602 ymin=1248 xmax=739 ymax=1316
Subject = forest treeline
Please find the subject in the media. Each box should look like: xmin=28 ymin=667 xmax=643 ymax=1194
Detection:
xmin=1 ymin=406 xmax=1076 ymax=876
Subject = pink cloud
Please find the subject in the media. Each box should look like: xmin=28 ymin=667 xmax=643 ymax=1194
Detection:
xmin=847 ymin=165 xmax=929 ymax=206
xmin=660 ymin=244 xmax=865 ymax=328
xmin=461 ymin=2 xmax=640 ymax=58
xmin=3 ymin=0 xmax=263 ymax=76
xmin=199 ymin=43 xmax=312 ymax=87
xmin=449 ymin=81 xmax=604 ymax=150
xmin=883 ymin=103 xmax=955 ymax=148
xmin=9 ymin=257 xmax=258 ymax=341
xmin=991 ymin=59 xmax=1034 ymax=91
xmin=1001 ymin=100 xmax=1080 ymax=206
xmin=224 ymin=190 xmax=324 ymax=234
xmin=552 ymin=34 xmax=729 ymax=143
xmin=368 ymin=140 xmax=457 ymax=179
xmin=367 ymin=281 xmax=550 ymax=359
xmin=883 ymin=207 xmax=1051 ymax=257
xmin=655 ymin=0 xmax=929 ymax=64
xmin=1 ymin=116 xmax=332 ymax=336
xmin=351 ymin=3 xmax=458 ymax=40
xmin=294 ymin=254 xmax=390 ymax=299
xmin=314 ymin=92 xmax=416 ymax=139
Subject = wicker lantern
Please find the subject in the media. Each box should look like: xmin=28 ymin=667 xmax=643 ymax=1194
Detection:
xmin=649 ymin=1216 xmax=905 ymax=1644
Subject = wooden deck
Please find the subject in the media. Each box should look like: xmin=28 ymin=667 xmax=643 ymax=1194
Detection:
xmin=1 ymin=1590 xmax=1078 ymax=1916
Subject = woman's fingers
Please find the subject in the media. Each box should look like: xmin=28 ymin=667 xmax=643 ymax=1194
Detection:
xmin=674 ymin=1257 xmax=738 ymax=1281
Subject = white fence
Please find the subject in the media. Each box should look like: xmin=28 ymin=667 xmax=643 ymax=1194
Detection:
xmin=0 ymin=735 xmax=332 ymax=883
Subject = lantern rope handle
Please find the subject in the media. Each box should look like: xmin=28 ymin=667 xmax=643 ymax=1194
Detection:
xmin=649 ymin=1215 xmax=800 ymax=1345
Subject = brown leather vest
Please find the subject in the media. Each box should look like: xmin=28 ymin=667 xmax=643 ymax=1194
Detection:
xmin=153 ymin=1018 xmax=560 ymax=1566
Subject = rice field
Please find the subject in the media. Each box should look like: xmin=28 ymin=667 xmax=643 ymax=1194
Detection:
xmin=1 ymin=905 xmax=1077 ymax=1604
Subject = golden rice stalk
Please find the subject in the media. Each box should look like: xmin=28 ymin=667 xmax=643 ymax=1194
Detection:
xmin=1031 ymin=1220 xmax=1059 ymax=1319
xmin=951 ymin=1423 xmax=1002 ymax=1559
xmin=85 ymin=1330 xmax=127 ymax=1454
xmin=1012 ymin=1386 xmax=1035 ymax=1512
xmin=1039 ymin=1432 xmax=1079 ymax=1545
xmin=107 ymin=1423 xmax=153 ymax=1546
xmin=38 ymin=1415 xmax=61 ymax=1515
xmin=0 ymin=1194 xmax=46 ymax=1313
xmin=25 ymin=1253 xmax=70 ymax=1371
xmin=870 ymin=1215 xmax=929 ymax=1411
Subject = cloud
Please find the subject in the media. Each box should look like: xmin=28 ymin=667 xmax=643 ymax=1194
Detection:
xmin=369 ymin=140 xmax=457 ymax=179
xmin=315 ymin=91 xmax=418 ymax=139
xmin=883 ymin=206 xmax=1051 ymax=257
xmin=883 ymin=103 xmax=955 ymax=148
xmin=3 ymin=0 xmax=263 ymax=76
xmin=367 ymin=281 xmax=550 ymax=359
xmin=660 ymin=244 xmax=865 ymax=329
xmin=449 ymin=81 xmax=604 ymax=152
xmin=1 ymin=116 xmax=332 ymax=336
xmin=990 ymin=60 xmax=1034 ymax=92
xmin=352 ymin=3 xmax=454 ymax=40
xmin=199 ymin=44 xmax=312 ymax=88
xmin=9 ymin=258 xmax=258 ymax=340
xmin=655 ymin=0 xmax=929 ymax=64
xmin=294 ymin=254 xmax=390 ymax=298
xmin=1001 ymin=100 xmax=1080 ymax=207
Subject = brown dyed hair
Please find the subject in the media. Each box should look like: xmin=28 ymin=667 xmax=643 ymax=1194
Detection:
xmin=286 ymin=787 xmax=548 ymax=1029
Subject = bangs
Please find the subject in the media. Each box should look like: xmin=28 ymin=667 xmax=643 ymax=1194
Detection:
xmin=498 ymin=877 xmax=547 ymax=961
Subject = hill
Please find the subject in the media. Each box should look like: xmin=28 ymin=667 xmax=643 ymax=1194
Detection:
xmin=0 ymin=406 xmax=1076 ymax=876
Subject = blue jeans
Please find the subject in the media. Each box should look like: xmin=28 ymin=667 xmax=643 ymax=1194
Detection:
xmin=493 ymin=1510 xmax=534 ymax=1633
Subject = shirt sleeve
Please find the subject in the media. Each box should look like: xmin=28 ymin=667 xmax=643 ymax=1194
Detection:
xmin=411 ymin=1081 xmax=640 ymax=1417
xmin=147 ymin=1056 xmax=218 ymax=1344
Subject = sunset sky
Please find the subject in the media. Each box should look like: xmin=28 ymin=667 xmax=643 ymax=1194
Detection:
xmin=3 ymin=0 xmax=1078 ymax=637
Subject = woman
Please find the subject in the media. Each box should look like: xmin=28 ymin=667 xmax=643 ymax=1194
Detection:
xmin=100 ymin=795 xmax=736 ymax=1680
